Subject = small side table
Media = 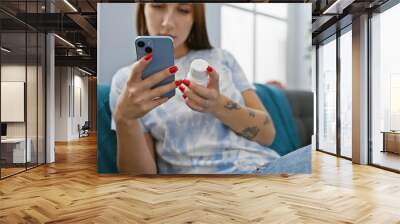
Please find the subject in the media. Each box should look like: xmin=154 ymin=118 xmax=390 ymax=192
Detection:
xmin=381 ymin=131 xmax=400 ymax=154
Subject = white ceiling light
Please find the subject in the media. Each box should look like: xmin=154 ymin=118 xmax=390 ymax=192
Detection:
xmin=54 ymin=34 xmax=75 ymax=48
xmin=323 ymin=0 xmax=355 ymax=15
xmin=78 ymin=67 xmax=92 ymax=76
xmin=1 ymin=47 xmax=11 ymax=53
xmin=76 ymin=48 xmax=85 ymax=55
xmin=63 ymin=0 xmax=78 ymax=12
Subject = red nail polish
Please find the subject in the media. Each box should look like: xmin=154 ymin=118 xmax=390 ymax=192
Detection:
xmin=182 ymin=79 xmax=191 ymax=87
xmin=183 ymin=94 xmax=187 ymax=99
xmin=175 ymin=80 xmax=182 ymax=86
xmin=144 ymin=53 xmax=152 ymax=61
xmin=207 ymin=65 xmax=213 ymax=73
xmin=169 ymin=65 xmax=178 ymax=74
xmin=179 ymin=85 xmax=185 ymax=92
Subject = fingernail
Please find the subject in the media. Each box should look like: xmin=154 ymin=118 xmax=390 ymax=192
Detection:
xmin=207 ymin=65 xmax=213 ymax=73
xmin=182 ymin=79 xmax=191 ymax=87
xmin=183 ymin=94 xmax=187 ymax=99
xmin=169 ymin=65 xmax=178 ymax=74
xmin=144 ymin=53 xmax=152 ymax=61
xmin=175 ymin=80 xmax=182 ymax=87
xmin=178 ymin=85 xmax=185 ymax=92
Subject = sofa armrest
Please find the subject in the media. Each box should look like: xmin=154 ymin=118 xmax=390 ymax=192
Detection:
xmin=283 ymin=90 xmax=314 ymax=147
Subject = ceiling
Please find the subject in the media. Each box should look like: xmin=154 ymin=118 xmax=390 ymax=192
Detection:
xmin=0 ymin=0 xmax=393 ymax=75
xmin=1 ymin=0 xmax=98 ymax=74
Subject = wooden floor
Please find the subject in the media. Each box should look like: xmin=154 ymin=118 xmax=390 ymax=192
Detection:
xmin=372 ymin=150 xmax=400 ymax=171
xmin=1 ymin=167 xmax=26 ymax=178
xmin=1 ymin=135 xmax=400 ymax=223
xmin=1 ymin=163 xmax=46 ymax=178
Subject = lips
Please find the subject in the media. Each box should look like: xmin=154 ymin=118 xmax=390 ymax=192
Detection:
xmin=161 ymin=34 xmax=176 ymax=39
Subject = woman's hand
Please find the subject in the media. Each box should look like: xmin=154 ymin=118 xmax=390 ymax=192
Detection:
xmin=179 ymin=65 xmax=222 ymax=114
xmin=114 ymin=53 xmax=178 ymax=123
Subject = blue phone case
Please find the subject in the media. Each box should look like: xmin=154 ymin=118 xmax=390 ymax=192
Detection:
xmin=135 ymin=36 xmax=175 ymax=98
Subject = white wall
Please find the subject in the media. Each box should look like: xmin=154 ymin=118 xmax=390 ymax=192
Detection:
xmin=54 ymin=67 xmax=89 ymax=141
xmin=55 ymin=67 xmax=68 ymax=141
xmin=1 ymin=63 xmax=46 ymax=164
xmin=1 ymin=65 xmax=38 ymax=137
xmin=1 ymin=66 xmax=26 ymax=131
xmin=97 ymin=3 xmax=222 ymax=85
xmin=286 ymin=4 xmax=312 ymax=90
xmin=72 ymin=73 xmax=89 ymax=138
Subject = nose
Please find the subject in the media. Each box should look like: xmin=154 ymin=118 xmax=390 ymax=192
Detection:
xmin=161 ymin=10 xmax=175 ymax=31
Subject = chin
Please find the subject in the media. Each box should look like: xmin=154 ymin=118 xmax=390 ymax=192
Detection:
xmin=173 ymin=42 xmax=181 ymax=48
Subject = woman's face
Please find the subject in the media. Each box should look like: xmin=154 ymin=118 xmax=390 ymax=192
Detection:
xmin=144 ymin=3 xmax=194 ymax=49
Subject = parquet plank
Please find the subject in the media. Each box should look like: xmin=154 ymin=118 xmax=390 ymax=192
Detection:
xmin=0 ymin=135 xmax=399 ymax=223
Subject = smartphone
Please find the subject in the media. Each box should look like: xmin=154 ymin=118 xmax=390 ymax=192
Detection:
xmin=135 ymin=36 xmax=175 ymax=98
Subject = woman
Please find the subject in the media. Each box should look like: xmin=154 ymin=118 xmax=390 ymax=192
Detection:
xmin=109 ymin=3 xmax=279 ymax=174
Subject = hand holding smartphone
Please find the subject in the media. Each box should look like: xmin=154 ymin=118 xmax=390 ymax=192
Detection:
xmin=114 ymin=36 xmax=177 ymax=121
xmin=135 ymin=36 xmax=176 ymax=98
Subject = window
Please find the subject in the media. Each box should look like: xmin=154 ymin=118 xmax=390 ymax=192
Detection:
xmin=317 ymin=37 xmax=337 ymax=154
xmin=371 ymin=2 xmax=400 ymax=171
xmin=256 ymin=4 xmax=287 ymax=19
xmin=255 ymin=14 xmax=287 ymax=84
xmin=221 ymin=5 xmax=254 ymax=82
xmin=390 ymin=74 xmax=400 ymax=130
xmin=340 ymin=29 xmax=352 ymax=158
xmin=221 ymin=3 xmax=288 ymax=83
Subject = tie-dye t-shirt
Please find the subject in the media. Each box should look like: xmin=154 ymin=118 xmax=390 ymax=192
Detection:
xmin=109 ymin=48 xmax=280 ymax=174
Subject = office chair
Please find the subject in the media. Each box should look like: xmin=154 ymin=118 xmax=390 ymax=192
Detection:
xmin=78 ymin=121 xmax=90 ymax=138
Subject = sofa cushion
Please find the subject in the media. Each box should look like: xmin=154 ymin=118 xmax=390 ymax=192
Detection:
xmin=254 ymin=83 xmax=301 ymax=156
xmin=97 ymin=85 xmax=118 ymax=173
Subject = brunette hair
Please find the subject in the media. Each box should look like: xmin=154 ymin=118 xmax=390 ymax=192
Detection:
xmin=136 ymin=3 xmax=212 ymax=50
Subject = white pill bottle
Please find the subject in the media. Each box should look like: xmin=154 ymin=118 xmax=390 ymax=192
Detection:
xmin=187 ymin=59 xmax=209 ymax=87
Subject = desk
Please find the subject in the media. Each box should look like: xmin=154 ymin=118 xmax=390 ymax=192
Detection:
xmin=381 ymin=131 xmax=400 ymax=154
xmin=1 ymin=138 xmax=31 ymax=163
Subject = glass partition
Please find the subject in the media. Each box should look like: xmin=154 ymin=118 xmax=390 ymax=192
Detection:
xmin=27 ymin=30 xmax=38 ymax=169
xmin=0 ymin=1 xmax=46 ymax=179
xmin=1 ymin=30 xmax=28 ymax=177
xmin=317 ymin=36 xmax=337 ymax=155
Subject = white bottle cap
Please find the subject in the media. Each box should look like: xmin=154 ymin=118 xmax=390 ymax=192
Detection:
xmin=189 ymin=59 xmax=208 ymax=80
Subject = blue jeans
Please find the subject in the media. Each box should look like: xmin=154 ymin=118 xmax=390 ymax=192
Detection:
xmin=253 ymin=145 xmax=312 ymax=174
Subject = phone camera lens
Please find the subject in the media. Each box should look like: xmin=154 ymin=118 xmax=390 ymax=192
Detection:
xmin=145 ymin=47 xmax=152 ymax=53
xmin=137 ymin=41 xmax=145 ymax=47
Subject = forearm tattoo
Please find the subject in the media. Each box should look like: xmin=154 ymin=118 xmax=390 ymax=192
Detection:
xmin=224 ymin=100 xmax=241 ymax=110
xmin=239 ymin=126 xmax=260 ymax=140
xmin=249 ymin=110 xmax=256 ymax=118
